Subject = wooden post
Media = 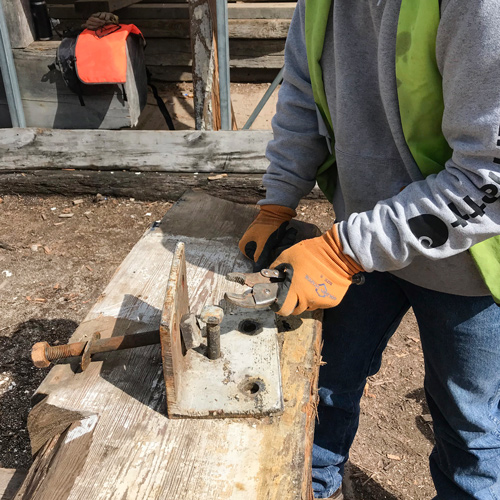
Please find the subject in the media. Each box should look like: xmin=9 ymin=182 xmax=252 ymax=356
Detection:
xmin=189 ymin=0 xmax=219 ymax=130
xmin=0 ymin=0 xmax=34 ymax=49
xmin=14 ymin=191 xmax=322 ymax=500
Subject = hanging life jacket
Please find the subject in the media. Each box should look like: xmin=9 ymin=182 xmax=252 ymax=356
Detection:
xmin=304 ymin=0 xmax=500 ymax=304
xmin=52 ymin=25 xmax=147 ymax=116
xmin=52 ymin=24 xmax=174 ymax=129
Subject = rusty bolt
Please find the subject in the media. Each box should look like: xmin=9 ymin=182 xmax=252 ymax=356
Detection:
xmin=31 ymin=339 xmax=87 ymax=368
xmin=199 ymin=306 xmax=224 ymax=360
xmin=31 ymin=341 xmax=51 ymax=368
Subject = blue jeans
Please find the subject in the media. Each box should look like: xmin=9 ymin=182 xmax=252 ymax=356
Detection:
xmin=312 ymin=271 xmax=500 ymax=499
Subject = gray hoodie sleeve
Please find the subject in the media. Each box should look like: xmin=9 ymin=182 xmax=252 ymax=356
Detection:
xmin=339 ymin=0 xmax=500 ymax=272
xmin=259 ymin=0 xmax=330 ymax=209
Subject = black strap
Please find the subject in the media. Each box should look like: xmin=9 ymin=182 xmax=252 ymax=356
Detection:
xmin=146 ymin=68 xmax=175 ymax=130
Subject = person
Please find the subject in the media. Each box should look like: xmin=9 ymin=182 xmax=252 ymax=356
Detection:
xmin=238 ymin=1 xmax=500 ymax=498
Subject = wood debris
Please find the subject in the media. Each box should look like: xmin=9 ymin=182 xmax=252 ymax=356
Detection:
xmin=208 ymin=173 xmax=228 ymax=181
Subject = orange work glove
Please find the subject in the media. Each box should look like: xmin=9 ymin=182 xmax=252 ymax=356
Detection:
xmin=270 ymin=224 xmax=364 ymax=316
xmin=239 ymin=205 xmax=297 ymax=271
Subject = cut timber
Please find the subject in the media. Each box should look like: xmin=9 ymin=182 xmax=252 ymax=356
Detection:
xmin=0 ymin=171 xmax=271 ymax=203
xmin=0 ymin=128 xmax=273 ymax=172
xmin=0 ymin=0 xmax=35 ymax=49
xmin=0 ymin=40 xmax=146 ymax=129
xmin=0 ymin=128 xmax=326 ymax=202
xmin=74 ymin=0 xmax=143 ymax=16
xmin=18 ymin=191 xmax=322 ymax=499
xmin=48 ymin=3 xmax=297 ymax=20
xmin=0 ymin=469 xmax=27 ymax=500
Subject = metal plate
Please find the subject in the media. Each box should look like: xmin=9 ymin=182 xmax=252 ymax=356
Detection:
xmin=160 ymin=242 xmax=283 ymax=419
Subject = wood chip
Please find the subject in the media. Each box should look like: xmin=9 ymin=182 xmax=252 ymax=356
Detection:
xmin=73 ymin=199 xmax=84 ymax=205
xmin=387 ymin=454 xmax=401 ymax=461
xmin=43 ymin=246 xmax=52 ymax=254
xmin=41 ymin=213 xmax=47 ymax=220
xmin=33 ymin=298 xmax=47 ymax=303
xmin=207 ymin=173 xmax=228 ymax=181
xmin=54 ymin=222 xmax=65 ymax=226
xmin=85 ymin=265 xmax=93 ymax=272
xmin=59 ymin=213 xmax=74 ymax=218
xmin=53 ymin=283 xmax=60 ymax=290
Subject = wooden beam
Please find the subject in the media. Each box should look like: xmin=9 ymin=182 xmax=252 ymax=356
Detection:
xmin=0 ymin=170 xmax=324 ymax=203
xmin=0 ymin=128 xmax=273 ymax=172
xmin=189 ymin=0 xmax=218 ymax=129
xmin=48 ymin=2 xmax=297 ymax=20
xmin=0 ymin=40 xmax=146 ymax=129
xmin=15 ymin=191 xmax=322 ymax=499
xmin=54 ymin=17 xmax=290 ymax=39
xmin=74 ymin=0 xmax=143 ymax=16
xmin=0 ymin=0 xmax=35 ymax=49
xmin=0 ymin=469 xmax=26 ymax=500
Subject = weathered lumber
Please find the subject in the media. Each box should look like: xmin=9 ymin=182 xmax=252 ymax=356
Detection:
xmin=0 ymin=469 xmax=26 ymax=500
xmin=144 ymin=38 xmax=285 ymax=68
xmin=74 ymin=0 xmax=143 ymax=16
xmin=0 ymin=170 xmax=324 ymax=203
xmin=16 ymin=191 xmax=322 ymax=499
xmin=48 ymin=2 xmax=297 ymax=20
xmin=0 ymin=40 xmax=146 ymax=129
xmin=189 ymin=0 xmax=219 ymax=129
xmin=0 ymin=128 xmax=273 ymax=172
xmin=0 ymin=0 xmax=35 ymax=49
xmin=150 ymin=65 xmax=281 ymax=83
xmin=54 ymin=17 xmax=290 ymax=39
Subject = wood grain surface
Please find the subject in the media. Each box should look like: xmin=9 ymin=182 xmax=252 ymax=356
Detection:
xmin=16 ymin=191 xmax=322 ymax=500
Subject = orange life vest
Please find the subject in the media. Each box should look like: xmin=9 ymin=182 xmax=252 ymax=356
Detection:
xmin=75 ymin=24 xmax=144 ymax=84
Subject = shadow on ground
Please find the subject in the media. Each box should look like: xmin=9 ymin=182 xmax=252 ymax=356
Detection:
xmin=346 ymin=463 xmax=400 ymax=500
xmin=0 ymin=319 xmax=77 ymax=469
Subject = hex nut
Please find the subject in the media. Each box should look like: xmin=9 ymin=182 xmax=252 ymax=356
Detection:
xmin=32 ymin=341 xmax=51 ymax=368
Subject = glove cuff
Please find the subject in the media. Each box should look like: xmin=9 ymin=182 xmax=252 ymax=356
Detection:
xmin=258 ymin=205 xmax=296 ymax=224
xmin=327 ymin=225 xmax=364 ymax=276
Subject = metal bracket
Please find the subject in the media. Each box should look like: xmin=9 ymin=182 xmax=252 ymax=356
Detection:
xmin=160 ymin=242 xmax=284 ymax=419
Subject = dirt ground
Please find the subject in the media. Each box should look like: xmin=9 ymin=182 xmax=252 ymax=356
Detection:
xmin=0 ymin=83 xmax=436 ymax=499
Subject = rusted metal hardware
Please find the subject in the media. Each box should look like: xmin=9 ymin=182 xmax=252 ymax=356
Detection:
xmin=199 ymin=306 xmax=224 ymax=360
xmin=224 ymin=269 xmax=285 ymax=309
xmin=31 ymin=329 xmax=160 ymax=370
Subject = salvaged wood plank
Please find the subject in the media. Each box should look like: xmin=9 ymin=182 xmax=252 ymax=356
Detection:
xmin=137 ymin=38 xmax=286 ymax=69
xmin=0 ymin=128 xmax=273 ymax=172
xmin=0 ymin=40 xmax=146 ymax=129
xmin=0 ymin=0 xmax=35 ymax=49
xmin=0 ymin=170 xmax=324 ymax=203
xmin=189 ymin=0 xmax=219 ymax=129
xmin=0 ymin=468 xmax=27 ymax=500
xmin=49 ymin=2 xmax=297 ymax=20
xmin=17 ymin=191 xmax=322 ymax=499
xmin=53 ymin=17 xmax=290 ymax=39
xmin=74 ymin=0 xmax=143 ymax=16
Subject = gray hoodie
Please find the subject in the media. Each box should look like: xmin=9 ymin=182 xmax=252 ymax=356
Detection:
xmin=261 ymin=0 xmax=500 ymax=296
